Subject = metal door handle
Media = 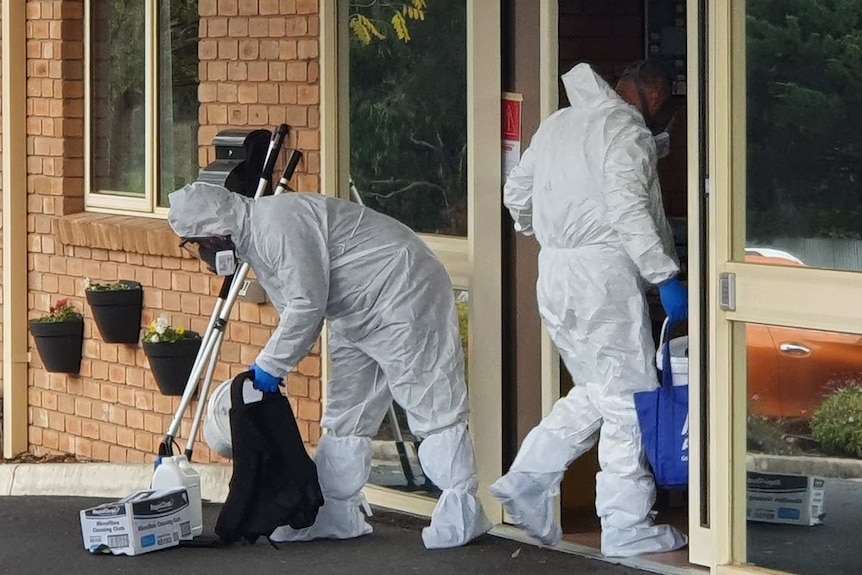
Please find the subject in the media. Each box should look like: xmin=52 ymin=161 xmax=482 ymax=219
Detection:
xmin=779 ymin=343 xmax=810 ymax=355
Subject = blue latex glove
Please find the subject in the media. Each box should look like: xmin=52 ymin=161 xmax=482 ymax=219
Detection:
xmin=250 ymin=364 xmax=283 ymax=393
xmin=658 ymin=277 xmax=689 ymax=324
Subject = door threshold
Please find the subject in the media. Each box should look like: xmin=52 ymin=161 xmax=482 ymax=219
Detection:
xmin=490 ymin=525 xmax=708 ymax=575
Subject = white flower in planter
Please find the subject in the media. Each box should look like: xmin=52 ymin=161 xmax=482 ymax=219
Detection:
xmin=155 ymin=317 xmax=169 ymax=335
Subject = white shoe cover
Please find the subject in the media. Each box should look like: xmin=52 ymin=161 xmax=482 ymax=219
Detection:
xmin=422 ymin=489 xmax=493 ymax=549
xmin=489 ymin=471 xmax=562 ymax=546
xmin=270 ymin=495 xmax=373 ymax=542
xmin=601 ymin=522 xmax=688 ymax=557
xmin=271 ymin=434 xmax=373 ymax=543
xmin=419 ymin=424 xmax=493 ymax=549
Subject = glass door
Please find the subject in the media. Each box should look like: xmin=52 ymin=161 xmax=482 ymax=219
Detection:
xmin=713 ymin=1 xmax=862 ymax=573
xmin=319 ymin=0 xmax=503 ymax=520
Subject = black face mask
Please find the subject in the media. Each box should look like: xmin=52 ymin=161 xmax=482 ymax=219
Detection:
xmin=180 ymin=236 xmax=238 ymax=276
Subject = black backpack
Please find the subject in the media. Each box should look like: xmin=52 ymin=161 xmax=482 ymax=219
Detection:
xmin=214 ymin=371 xmax=324 ymax=544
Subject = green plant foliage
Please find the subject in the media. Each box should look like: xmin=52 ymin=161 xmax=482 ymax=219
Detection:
xmin=456 ymin=299 xmax=468 ymax=378
xmin=747 ymin=0 xmax=862 ymax=241
xmin=84 ymin=278 xmax=140 ymax=291
xmin=32 ymin=299 xmax=82 ymax=323
xmin=143 ymin=317 xmax=199 ymax=344
xmin=811 ymin=386 xmax=862 ymax=458
xmin=348 ymin=0 xmax=467 ymax=236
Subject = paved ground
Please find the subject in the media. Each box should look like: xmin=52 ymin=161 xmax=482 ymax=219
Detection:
xmin=0 ymin=496 xmax=646 ymax=575
xmin=748 ymin=478 xmax=862 ymax=575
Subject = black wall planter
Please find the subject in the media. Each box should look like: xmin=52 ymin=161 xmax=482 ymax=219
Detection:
xmin=143 ymin=334 xmax=202 ymax=396
xmin=86 ymin=280 xmax=143 ymax=344
xmin=29 ymin=318 xmax=84 ymax=374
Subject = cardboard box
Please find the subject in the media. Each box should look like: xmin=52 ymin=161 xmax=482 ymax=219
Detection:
xmin=79 ymin=488 xmax=194 ymax=555
xmin=747 ymin=472 xmax=825 ymax=526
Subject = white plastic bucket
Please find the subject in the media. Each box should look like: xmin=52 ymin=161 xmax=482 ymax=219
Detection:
xmin=655 ymin=319 xmax=689 ymax=387
xmin=203 ymin=379 xmax=234 ymax=459
xmin=203 ymin=376 xmax=263 ymax=460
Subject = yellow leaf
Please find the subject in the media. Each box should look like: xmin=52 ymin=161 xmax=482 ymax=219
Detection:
xmin=392 ymin=12 xmax=410 ymax=42
xmin=350 ymin=15 xmax=372 ymax=45
xmin=366 ymin=18 xmax=385 ymax=40
xmin=413 ymin=0 xmax=427 ymax=9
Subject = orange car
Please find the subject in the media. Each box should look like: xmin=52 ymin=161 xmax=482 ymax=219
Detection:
xmin=745 ymin=249 xmax=862 ymax=420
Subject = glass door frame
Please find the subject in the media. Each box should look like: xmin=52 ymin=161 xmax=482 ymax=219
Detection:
xmin=318 ymin=0 xmax=503 ymax=522
xmin=534 ymin=0 xmax=715 ymax=567
xmin=711 ymin=1 xmax=862 ymax=573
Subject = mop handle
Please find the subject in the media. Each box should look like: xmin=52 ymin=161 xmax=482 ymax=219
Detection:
xmin=254 ymin=124 xmax=289 ymax=200
xmin=273 ymin=151 xmax=303 ymax=195
xmin=163 ymin=125 xmax=290 ymax=451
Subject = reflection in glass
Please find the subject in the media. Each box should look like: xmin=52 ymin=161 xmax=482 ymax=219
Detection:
xmin=745 ymin=3 xmax=862 ymax=272
xmin=345 ymin=0 xmax=467 ymax=236
xmin=369 ymin=290 xmax=469 ymax=497
xmin=746 ymin=322 xmax=862 ymax=575
xmin=91 ymin=0 xmax=146 ymax=196
xmin=158 ymin=0 xmax=200 ymax=207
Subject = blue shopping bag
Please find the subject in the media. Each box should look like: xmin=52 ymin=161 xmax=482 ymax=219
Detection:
xmin=634 ymin=321 xmax=689 ymax=490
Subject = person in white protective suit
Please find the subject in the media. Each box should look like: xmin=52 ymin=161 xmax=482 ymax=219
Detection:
xmin=168 ymin=183 xmax=492 ymax=549
xmin=490 ymin=60 xmax=689 ymax=557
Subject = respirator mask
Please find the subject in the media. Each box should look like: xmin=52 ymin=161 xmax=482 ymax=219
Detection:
xmin=626 ymin=63 xmax=677 ymax=160
xmin=180 ymin=235 xmax=238 ymax=277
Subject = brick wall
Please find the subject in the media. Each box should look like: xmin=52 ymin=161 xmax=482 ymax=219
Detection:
xmin=198 ymin=0 xmax=320 ymax=191
xmin=25 ymin=0 xmax=323 ymax=463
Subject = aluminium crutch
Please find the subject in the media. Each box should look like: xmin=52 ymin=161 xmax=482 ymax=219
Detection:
xmin=158 ymin=124 xmax=298 ymax=459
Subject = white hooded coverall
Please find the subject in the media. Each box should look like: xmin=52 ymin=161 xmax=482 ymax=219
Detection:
xmin=491 ymin=63 xmax=687 ymax=557
xmin=168 ymin=185 xmax=491 ymax=549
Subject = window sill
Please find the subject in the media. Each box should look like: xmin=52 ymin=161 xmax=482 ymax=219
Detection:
xmin=53 ymin=212 xmax=184 ymax=258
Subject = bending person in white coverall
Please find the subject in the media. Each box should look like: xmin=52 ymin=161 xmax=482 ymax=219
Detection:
xmin=490 ymin=61 xmax=689 ymax=557
xmin=168 ymin=184 xmax=491 ymax=549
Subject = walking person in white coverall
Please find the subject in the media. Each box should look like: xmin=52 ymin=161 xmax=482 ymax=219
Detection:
xmin=168 ymin=184 xmax=491 ymax=549
xmin=490 ymin=60 xmax=689 ymax=557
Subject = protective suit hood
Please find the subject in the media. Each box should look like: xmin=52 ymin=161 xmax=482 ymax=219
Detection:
xmin=561 ymin=63 xmax=621 ymax=111
xmin=168 ymin=183 xmax=253 ymax=250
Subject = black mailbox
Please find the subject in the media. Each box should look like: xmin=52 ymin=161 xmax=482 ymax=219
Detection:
xmin=197 ymin=129 xmax=272 ymax=197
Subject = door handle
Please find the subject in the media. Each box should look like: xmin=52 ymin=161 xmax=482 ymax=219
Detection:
xmin=779 ymin=343 xmax=810 ymax=355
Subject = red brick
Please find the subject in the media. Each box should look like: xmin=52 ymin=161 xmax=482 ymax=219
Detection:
xmin=285 ymin=17 xmax=308 ymax=36
xmin=134 ymin=431 xmax=153 ymax=453
xmin=42 ymin=430 xmax=60 ymax=450
xmin=117 ymin=427 xmax=135 ymax=448
xmin=218 ymin=0 xmax=239 ymax=16
xmin=110 ymin=445 xmax=127 ymax=462
xmin=127 ymin=450 xmax=145 ymax=464
xmin=228 ymin=17 xmax=248 ymax=37
xmin=296 ymin=0 xmax=317 ymax=14
xmin=298 ymin=399 xmax=320 ymax=421
xmin=109 ymin=405 xmax=126 ymax=426
xmin=127 ymin=409 xmax=144 ymax=430
xmin=82 ymin=420 xmax=100 ymax=440
xmin=48 ymin=410 xmax=64 ymax=432
xmin=117 ymin=385 xmax=136 ymax=406
xmin=92 ymin=442 xmax=110 ymax=462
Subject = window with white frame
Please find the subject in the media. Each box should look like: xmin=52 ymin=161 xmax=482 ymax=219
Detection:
xmin=86 ymin=0 xmax=199 ymax=213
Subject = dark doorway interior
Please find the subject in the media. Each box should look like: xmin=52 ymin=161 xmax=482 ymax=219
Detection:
xmin=556 ymin=0 xmax=691 ymax=567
